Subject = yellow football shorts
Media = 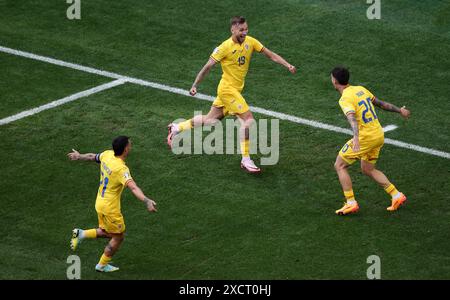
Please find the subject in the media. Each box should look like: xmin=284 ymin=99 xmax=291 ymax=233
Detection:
xmin=97 ymin=212 xmax=126 ymax=234
xmin=339 ymin=136 xmax=384 ymax=165
xmin=212 ymin=87 xmax=249 ymax=116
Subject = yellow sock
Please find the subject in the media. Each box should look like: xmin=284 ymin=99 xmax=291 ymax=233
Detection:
xmin=384 ymin=183 xmax=400 ymax=198
xmin=82 ymin=229 xmax=97 ymax=239
xmin=98 ymin=253 xmax=112 ymax=266
xmin=178 ymin=119 xmax=193 ymax=132
xmin=344 ymin=190 xmax=356 ymax=203
xmin=240 ymin=139 xmax=250 ymax=158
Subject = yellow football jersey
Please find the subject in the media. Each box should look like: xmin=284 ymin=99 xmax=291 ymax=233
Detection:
xmin=94 ymin=150 xmax=132 ymax=215
xmin=210 ymin=35 xmax=264 ymax=92
xmin=339 ymin=86 xmax=384 ymax=141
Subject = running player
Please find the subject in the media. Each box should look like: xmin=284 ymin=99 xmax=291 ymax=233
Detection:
xmin=167 ymin=16 xmax=297 ymax=173
xmin=331 ymin=67 xmax=411 ymax=215
xmin=67 ymin=136 xmax=157 ymax=272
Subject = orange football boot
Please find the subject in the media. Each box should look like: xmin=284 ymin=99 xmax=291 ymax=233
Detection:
xmin=387 ymin=193 xmax=407 ymax=211
xmin=336 ymin=202 xmax=359 ymax=215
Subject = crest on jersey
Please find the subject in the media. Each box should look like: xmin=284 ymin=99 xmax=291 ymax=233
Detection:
xmin=245 ymin=44 xmax=249 ymax=50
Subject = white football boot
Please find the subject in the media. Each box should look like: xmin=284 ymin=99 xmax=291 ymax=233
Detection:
xmin=240 ymin=157 xmax=261 ymax=173
xmin=166 ymin=123 xmax=179 ymax=149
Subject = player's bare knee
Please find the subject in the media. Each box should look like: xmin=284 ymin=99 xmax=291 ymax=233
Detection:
xmin=114 ymin=233 xmax=125 ymax=242
xmin=207 ymin=107 xmax=224 ymax=121
xmin=245 ymin=118 xmax=255 ymax=128
xmin=96 ymin=228 xmax=107 ymax=237
xmin=238 ymin=110 xmax=253 ymax=123
xmin=334 ymin=162 xmax=341 ymax=171
xmin=361 ymin=165 xmax=374 ymax=177
xmin=205 ymin=116 xmax=220 ymax=126
xmin=239 ymin=117 xmax=254 ymax=133
xmin=334 ymin=160 xmax=346 ymax=171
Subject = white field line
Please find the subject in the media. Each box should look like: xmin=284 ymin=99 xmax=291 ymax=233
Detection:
xmin=0 ymin=79 xmax=125 ymax=126
xmin=1 ymin=45 xmax=449 ymax=160
xmin=0 ymin=46 xmax=124 ymax=80
xmin=383 ymin=124 xmax=398 ymax=132
xmin=384 ymin=138 xmax=450 ymax=159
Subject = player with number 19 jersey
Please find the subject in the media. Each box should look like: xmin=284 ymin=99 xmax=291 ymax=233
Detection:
xmin=210 ymin=36 xmax=264 ymax=115
xmin=210 ymin=36 xmax=264 ymax=93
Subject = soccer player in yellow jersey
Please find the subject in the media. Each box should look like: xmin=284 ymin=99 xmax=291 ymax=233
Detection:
xmin=330 ymin=67 xmax=411 ymax=215
xmin=167 ymin=16 xmax=296 ymax=173
xmin=67 ymin=136 xmax=157 ymax=272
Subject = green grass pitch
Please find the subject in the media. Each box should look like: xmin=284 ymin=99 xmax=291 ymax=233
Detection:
xmin=0 ymin=0 xmax=449 ymax=279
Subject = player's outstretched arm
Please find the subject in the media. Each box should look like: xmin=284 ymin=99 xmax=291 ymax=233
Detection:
xmin=67 ymin=149 xmax=97 ymax=162
xmin=372 ymin=97 xmax=411 ymax=119
xmin=127 ymin=180 xmax=157 ymax=213
xmin=261 ymin=48 xmax=296 ymax=74
xmin=190 ymin=58 xmax=217 ymax=96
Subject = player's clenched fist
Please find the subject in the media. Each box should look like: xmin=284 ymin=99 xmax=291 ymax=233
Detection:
xmin=288 ymin=65 xmax=297 ymax=74
xmin=189 ymin=86 xmax=197 ymax=96
xmin=400 ymin=106 xmax=411 ymax=119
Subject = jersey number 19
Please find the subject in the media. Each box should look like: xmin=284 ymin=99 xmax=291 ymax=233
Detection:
xmin=237 ymin=56 xmax=246 ymax=66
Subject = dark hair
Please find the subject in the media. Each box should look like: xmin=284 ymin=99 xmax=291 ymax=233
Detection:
xmin=112 ymin=136 xmax=129 ymax=156
xmin=331 ymin=66 xmax=350 ymax=85
xmin=230 ymin=16 xmax=246 ymax=27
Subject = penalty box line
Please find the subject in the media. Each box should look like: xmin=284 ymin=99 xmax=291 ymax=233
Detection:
xmin=0 ymin=45 xmax=449 ymax=160
xmin=0 ymin=79 xmax=126 ymax=126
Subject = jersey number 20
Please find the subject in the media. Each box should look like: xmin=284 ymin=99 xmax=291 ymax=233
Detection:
xmin=358 ymin=97 xmax=378 ymax=124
